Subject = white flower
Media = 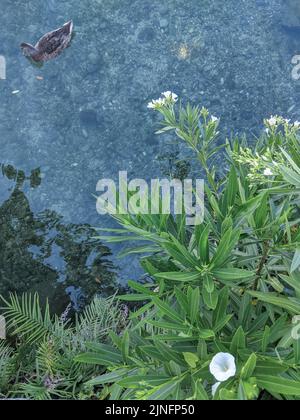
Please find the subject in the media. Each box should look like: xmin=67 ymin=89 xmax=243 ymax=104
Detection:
xmin=209 ymin=353 xmax=236 ymax=382
xmin=147 ymin=102 xmax=156 ymax=109
xmin=211 ymin=115 xmax=219 ymax=123
xmin=162 ymin=91 xmax=178 ymax=102
xmin=212 ymin=382 xmax=221 ymax=397
xmin=266 ymin=116 xmax=278 ymax=126
xmin=162 ymin=90 xmax=172 ymax=98
xmin=148 ymin=91 xmax=178 ymax=110
xmin=284 ymin=118 xmax=291 ymax=124
xmin=147 ymin=98 xmax=165 ymax=109
xmin=294 ymin=121 xmax=300 ymax=128
xmin=263 ymin=168 xmax=273 ymax=176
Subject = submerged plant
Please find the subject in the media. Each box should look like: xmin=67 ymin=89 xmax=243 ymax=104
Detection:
xmin=0 ymin=163 xmax=118 ymax=309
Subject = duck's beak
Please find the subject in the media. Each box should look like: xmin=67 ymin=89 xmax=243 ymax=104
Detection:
xmin=20 ymin=43 xmax=38 ymax=58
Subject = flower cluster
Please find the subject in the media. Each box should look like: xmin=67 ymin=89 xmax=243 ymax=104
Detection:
xmin=210 ymin=115 xmax=219 ymax=123
xmin=264 ymin=115 xmax=300 ymax=132
xmin=147 ymin=91 xmax=178 ymax=110
xmin=233 ymin=147 xmax=282 ymax=183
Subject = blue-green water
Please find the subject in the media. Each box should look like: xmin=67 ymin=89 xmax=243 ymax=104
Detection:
xmin=1 ymin=0 xmax=300 ymax=308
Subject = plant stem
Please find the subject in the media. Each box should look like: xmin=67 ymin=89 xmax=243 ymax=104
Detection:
xmin=253 ymin=240 xmax=270 ymax=290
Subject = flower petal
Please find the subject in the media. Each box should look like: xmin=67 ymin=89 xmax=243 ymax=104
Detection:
xmin=209 ymin=352 xmax=236 ymax=382
xmin=212 ymin=382 xmax=221 ymax=397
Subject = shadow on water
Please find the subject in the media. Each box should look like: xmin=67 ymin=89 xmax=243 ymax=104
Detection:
xmin=0 ymin=163 xmax=117 ymax=314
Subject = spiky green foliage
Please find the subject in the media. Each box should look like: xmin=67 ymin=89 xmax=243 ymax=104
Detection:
xmin=0 ymin=293 xmax=125 ymax=399
xmin=0 ymin=342 xmax=16 ymax=395
xmin=77 ymin=99 xmax=300 ymax=400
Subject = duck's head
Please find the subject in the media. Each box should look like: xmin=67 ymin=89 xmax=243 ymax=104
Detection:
xmin=20 ymin=43 xmax=39 ymax=59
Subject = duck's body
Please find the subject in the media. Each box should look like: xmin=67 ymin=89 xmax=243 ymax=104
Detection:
xmin=21 ymin=21 xmax=73 ymax=62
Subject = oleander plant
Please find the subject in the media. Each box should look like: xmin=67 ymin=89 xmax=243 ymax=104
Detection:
xmin=1 ymin=94 xmax=300 ymax=400
xmin=76 ymin=94 xmax=300 ymax=400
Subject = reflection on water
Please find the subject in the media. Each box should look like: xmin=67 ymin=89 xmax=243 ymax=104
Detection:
xmin=0 ymin=163 xmax=117 ymax=312
xmin=1 ymin=0 xmax=300 ymax=300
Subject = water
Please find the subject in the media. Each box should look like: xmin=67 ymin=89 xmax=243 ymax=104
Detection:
xmin=1 ymin=0 xmax=300 ymax=309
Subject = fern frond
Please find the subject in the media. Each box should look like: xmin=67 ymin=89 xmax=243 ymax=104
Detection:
xmin=0 ymin=293 xmax=125 ymax=399
xmin=1 ymin=293 xmax=54 ymax=345
xmin=15 ymin=382 xmax=53 ymax=400
xmin=0 ymin=341 xmax=17 ymax=393
xmin=76 ymin=295 xmax=122 ymax=341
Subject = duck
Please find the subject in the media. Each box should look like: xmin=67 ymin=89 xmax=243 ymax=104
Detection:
xmin=20 ymin=21 xmax=73 ymax=62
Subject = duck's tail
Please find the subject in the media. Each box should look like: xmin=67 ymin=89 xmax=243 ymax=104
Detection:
xmin=63 ymin=20 xmax=73 ymax=35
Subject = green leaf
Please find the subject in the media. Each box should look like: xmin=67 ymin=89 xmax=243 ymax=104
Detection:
xmin=192 ymin=379 xmax=209 ymax=400
xmin=293 ymin=338 xmax=300 ymax=364
xmin=261 ymin=326 xmax=270 ymax=352
xmin=255 ymin=360 xmax=288 ymax=376
xmin=279 ymin=273 xmax=300 ymax=297
xmin=121 ymin=330 xmax=130 ymax=363
xmin=118 ymin=294 xmax=152 ymax=302
xmin=248 ymin=291 xmax=300 ymax=314
xmin=235 ymin=194 xmax=266 ymax=227
xmin=155 ymin=271 xmax=200 ymax=282
xmin=109 ymin=384 xmax=123 ymax=400
xmin=254 ymin=194 xmax=268 ymax=229
xmin=198 ymin=225 xmax=210 ymax=265
xmin=211 ymin=228 xmax=235 ymax=268
xmin=147 ymin=320 xmax=190 ymax=333
xmin=75 ymin=353 xmax=116 ymax=366
xmin=154 ymin=341 xmax=184 ymax=366
xmin=129 ymin=302 xmax=154 ymax=320
xmin=238 ymin=293 xmax=252 ymax=328
xmin=213 ymin=287 xmax=229 ymax=325
xmin=237 ymin=380 xmax=247 ymax=400
xmin=118 ymin=375 xmax=171 ymax=388
xmin=221 ymin=167 xmax=238 ymax=214
xmin=256 ymin=376 xmax=300 ymax=396
xmin=197 ymin=329 xmax=215 ymax=339
xmin=174 ymin=287 xmax=188 ymax=312
xmin=279 ymin=165 xmax=300 ymax=187
xmin=152 ymin=298 xmax=184 ymax=323
xmin=204 ymin=275 xmax=215 ymax=293
xmin=280 ymin=148 xmax=300 ymax=175
xmin=84 ymin=343 xmax=123 ymax=361
xmin=86 ymin=369 xmax=129 ymax=386
xmin=145 ymin=378 xmax=183 ymax=400
xmin=212 ymin=268 xmax=255 ymax=283
xmin=291 ymin=249 xmax=300 ymax=273
xmin=213 ymin=314 xmax=233 ymax=333
xmin=165 ymin=235 xmax=199 ymax=268
xmin=163 ymin=243 xmax=196 ymax=270
xmin=230 ymin=326 xmax=246 ymax=353
xmin=183 ymin=352 xmax=199 ymax=368
xmin=241 ymin=353 xmax=257 ymax=380
xmin=202 ymin=286 xmax=218 ymax=310
xmin=188 ymin=287 xmax=200 ymax=324
xmin=127 ymin=280 xmax=156 ymax=296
